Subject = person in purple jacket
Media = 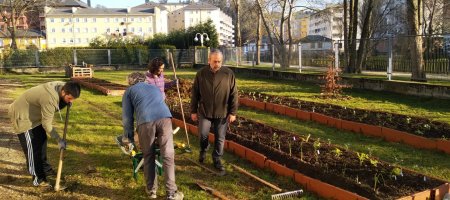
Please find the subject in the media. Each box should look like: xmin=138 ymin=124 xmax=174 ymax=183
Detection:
xmin=145 ymin=57 xmax=177 ymax=100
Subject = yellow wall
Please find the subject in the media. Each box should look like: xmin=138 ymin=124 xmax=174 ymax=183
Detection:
xmin=0 ymin=37 xmax=45 ymax=50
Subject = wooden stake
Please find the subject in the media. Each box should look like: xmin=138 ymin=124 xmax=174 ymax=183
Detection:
xmin=231 ymin=164 xmax=283 ymax=192
xmin=196 ymin=182 xmax=231 ymax=200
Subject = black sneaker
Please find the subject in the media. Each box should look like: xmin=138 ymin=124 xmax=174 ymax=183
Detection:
xmin=198 ymin=151 xmax=206 ymax=163
xmin=166 ymin=191 xmax=184 ymax=200
xmin=213 ymin=159 xmax=225 ymax=172
xmin=45 ymin=169 xmax=57 ymax=177
xmin=33 ymin=177 xmax=52 ymax=188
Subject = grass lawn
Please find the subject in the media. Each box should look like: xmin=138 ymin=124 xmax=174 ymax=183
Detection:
xmin=94 ymin=69 xmax=450 ymax=181
xmin=2 ymin=68 xmax=449 ymax=199
xmin=1 ymin=73 xmax=316 ymax=199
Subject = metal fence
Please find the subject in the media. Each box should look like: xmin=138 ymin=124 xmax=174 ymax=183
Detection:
xmin=1 ymin=35 xmax=449 ymax=81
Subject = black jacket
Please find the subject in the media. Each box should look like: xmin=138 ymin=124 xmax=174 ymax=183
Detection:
xmin=190 ymin=66 xmax=238 ymax=118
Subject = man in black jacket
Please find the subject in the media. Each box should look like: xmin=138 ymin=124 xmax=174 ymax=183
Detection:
xmin=190 ymin=49 xmax=238 ymax=173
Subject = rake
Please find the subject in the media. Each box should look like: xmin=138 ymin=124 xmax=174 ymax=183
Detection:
xmin=271 ymin=190 xmax=303 ymax=200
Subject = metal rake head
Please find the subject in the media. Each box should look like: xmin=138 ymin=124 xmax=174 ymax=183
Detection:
xmin=271 ymin=190 xmax=303 ymax=200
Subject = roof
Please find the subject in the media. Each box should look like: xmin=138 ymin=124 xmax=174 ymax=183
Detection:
xmin=46 ymin=7 xmax=155 ymax=16
xmin=54 ymin=0 xmax=90 ymax=8
xmin=133 ymin=2 xmax=167 ymax=10
xmin=299 ymin=35 xmax=332 ymax=43
xmin=184 ymin=2 xmax=218 ymax=10
xmin=0 ymin=29 xmax=44 ymax=38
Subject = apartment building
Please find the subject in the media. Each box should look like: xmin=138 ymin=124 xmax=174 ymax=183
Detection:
xmin=308 ymin=4 xmax=344 ymax=42
xmin=157 ymin=2 xmax=234 ymax=47
xmin=297 ymin=11 xmax=311 ymax=39
xmin=44 ymin=5 xmax=168 ymax=48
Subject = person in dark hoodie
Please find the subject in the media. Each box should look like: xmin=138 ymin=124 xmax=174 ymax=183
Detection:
xmin=8 ymin=81 xmax=81 ymax=187
xmin=190 ymin=49 xmax=238 ymax=173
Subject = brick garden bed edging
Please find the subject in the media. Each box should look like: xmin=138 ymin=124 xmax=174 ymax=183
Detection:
xmin=171 ymin=118 xmax=450 ymax=200
xmin=239 ymin=97 xmax=450 ymax=155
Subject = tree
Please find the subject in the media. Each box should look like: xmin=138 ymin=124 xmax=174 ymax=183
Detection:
xmin=355 ymin=0 xmax=374 ymax=72
xmin=407 ymin=0 xmax=426 ymax=81
xmin=0 ymin=0 xmax=49 ymax=49
xmin=423 ymin=0 xmax=443 ymax=35
xmin=255 ymin=0 xmax=296 ymax=68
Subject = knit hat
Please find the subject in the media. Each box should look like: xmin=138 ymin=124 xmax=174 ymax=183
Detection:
xmin=127 ymin=72 xmax=146 ymax=85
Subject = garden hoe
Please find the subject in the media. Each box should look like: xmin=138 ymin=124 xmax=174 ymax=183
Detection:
xmin=169 ymin=52 xmax=192 ymax=153
xmin=54 ymin=102 xmax=72 ymax=192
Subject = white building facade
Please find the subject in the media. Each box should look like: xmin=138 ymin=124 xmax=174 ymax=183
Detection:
xmin=308 ymin=4 xmax=344 ymax=42
xmin=44 ymin=6 xmax=167 ymax=48
xmin=162 ymin=2 xmax=235 ymax=47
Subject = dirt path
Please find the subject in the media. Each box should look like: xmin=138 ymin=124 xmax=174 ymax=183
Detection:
xmin=0 ymin=79 xmax=52 ymax=199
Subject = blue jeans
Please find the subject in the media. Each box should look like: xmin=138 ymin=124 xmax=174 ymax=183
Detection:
xmin=198 ymin=116 xmax=228 ymax=161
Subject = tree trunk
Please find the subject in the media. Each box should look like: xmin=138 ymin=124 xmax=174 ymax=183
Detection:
xmin=234 ymin=0 xmax=241 ymax=47
xmin=343 ymin=0 xmax=349 ymax=70
xmin=356 ymin=0 xmax=374 ymax=73
xmin=347 ymin=0 xmax=359 ymax=73
xmin=256 ymin=12 xmax=261 ymax=65
xmin=407 ymin=0 xmax=426 ymax=82
xmin=10 ymin=4 xmax=18 ymax=49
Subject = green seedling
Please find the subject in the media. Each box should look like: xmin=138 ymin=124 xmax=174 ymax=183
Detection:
xmin=356 ymin=152 xmax=369 ymax=166
xmin=332 ymin=148 xmax=342 ymax=158
xmin=369 ymin=159 xmax=378 ymax=167
xmin=313 ymin=138 xmax=321 ymax=163
xmin=299 ymin=134 xmax=311 ymax=161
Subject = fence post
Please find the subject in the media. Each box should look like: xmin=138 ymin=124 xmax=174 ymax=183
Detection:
xmin=73 ymin=49 xmax=77 ymax=66
xmin=35 ymin=50 xmax=40 ymax=67
xmin=334 ymin=42 xmax=339 ymax=70
xmin=298 ymin=43 xmax=302 ymax=72
xmin=235 ymin=47 xmax=238 ymax=67
xmin=193 ymin=46 xmax=197 ymax=64
xmin=252 ymin=51 xmax=255 ymax=67
xmin=272 ymin=44 xmax=275 ymax=71
xmin=138 ymin=49 xmax=142 ymax=66
xmin=107 ymin=49 xmax=111 ymax=65
xmin=388 ymin=36 xmax=393 ymax=80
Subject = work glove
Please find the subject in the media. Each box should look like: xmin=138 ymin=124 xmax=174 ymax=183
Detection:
xmin=172 ymin=78 xmax=179 ymax=85
xmin=58 ymin=139 xmax=67 ymax=150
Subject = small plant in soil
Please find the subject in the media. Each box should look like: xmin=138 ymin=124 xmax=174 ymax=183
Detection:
xmin=391 ymin=167 xmax=403 ymax=180
xmin=356 ymin=152 xmax=369 ymax=166
xmin=299 ymin=134 xmax=311 ymax=161
xmin=313 ymin=138 xmax=321 ymax=163
xmin=288 ymin=136 xmax=296 ymax=157
xmin=272 ymin=132 xmax=280 ymax=150
xmin=332 ymin=148 xmax=342 ymax=158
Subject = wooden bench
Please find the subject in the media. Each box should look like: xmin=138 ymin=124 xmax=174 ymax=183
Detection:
xmin=177 ymin=62 xmax=193 ymax=68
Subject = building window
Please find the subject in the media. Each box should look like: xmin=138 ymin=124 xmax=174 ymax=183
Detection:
xmin=92 ymin=28 xmax=97 ymax=33
xmin=148 ymin=27 xmax=152 ymax=32
xmin=61 ymin=28 xmax=65 ymax=33
xmin=50 ymin=18 xmax=54 ymax=22
xmin=61 ymin=18 xmax=65 ymax=22
xmin=62 ymin=38 xmax=66 ymax=44
xmin=83 ymin=18 xmax=88 ymax=22
xmin=69 ymin=38 xmax=74 ymax=44
xmin=51 ymin=28 xmax=55 ymax=32
xmin=77 ymin=38 xmax=81 ymax=43
xmin=83 ymin=28 xmax=88 ymax=33
xmin=92 ymin=18 xmax=96 ymax=22
xmin=131 ymin=27 xmax=135 ymax=32
xmin=115 ymin=18 xmax=119 ymax=22
xmin=68 ymin=28 xmax=72 ymax=32
xmin=75 ymin=28 xmax=80 ymax=33
xmin=52 ymin=38 xmax=56 ymax=44
xmin=130 ymin=17 xmax=134 ymax=22
xmin=106 ymin=28 xmax=110 ymax=33
xmin=76 ymin=18 xmax=80 ymax=22
xmin=85 ymin=38 xmax=89 ymax=43
xmin=318 ymin=42 xmax=323 ymax=48
xmin=138 ymin=27 xmax=142 ymax=32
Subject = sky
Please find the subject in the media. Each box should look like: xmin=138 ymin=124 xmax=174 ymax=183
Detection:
xmin=91 ymin=0 xmax=188 ymax=8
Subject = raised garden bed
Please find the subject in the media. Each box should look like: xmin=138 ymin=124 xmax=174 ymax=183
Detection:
xmin=165 ymin=82 xmax=449 ymax=200
xmin=71 ymin=77 xmax=127 ymax=96
xmin=169 ymin=112 xmax=449 ymax=200
xmin=238 ymin=93 xmax=450 ymax=155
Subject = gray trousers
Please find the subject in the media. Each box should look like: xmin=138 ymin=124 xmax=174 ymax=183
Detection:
xmin=198 ymin=116 xmax=228 ymax=161
xmin=137 ymin=118 xmax=177 ymax=194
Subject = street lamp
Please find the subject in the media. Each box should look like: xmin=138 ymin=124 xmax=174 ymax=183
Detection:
xmin=194 ymin=32 xmax=209 ymax=47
